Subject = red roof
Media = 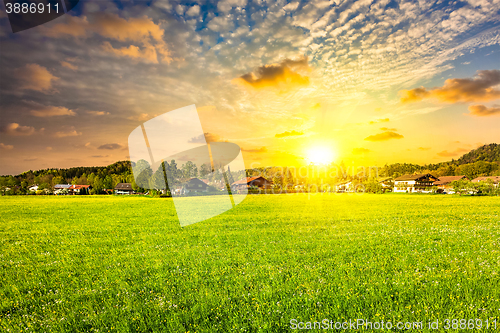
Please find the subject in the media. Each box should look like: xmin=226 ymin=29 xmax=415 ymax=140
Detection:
xmin=70 ymin=185 xmax=91 ymax=189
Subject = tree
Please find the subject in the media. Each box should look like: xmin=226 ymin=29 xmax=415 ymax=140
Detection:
xmin=103 ymin=175 xmax=113 ymax=189
xmin=182 ymin=161 xmax=198 ymax=179
xmin=199 ymin=163 xmax=211 ymax=178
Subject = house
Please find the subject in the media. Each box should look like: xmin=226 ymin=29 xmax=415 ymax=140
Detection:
xmin=471 ymin=176 xmax=500 ymax=187
xmin=54 ymin=184 xmax=72 ymax=195
xmin=114 ymin=183 xmax=134 ymax=195
xmin=378 ymin=177 xmax=393 ymax=192
xmin=394 ymin=173 xmax=437 ymax=193
xmin=434 ymin=175 xmax=467 ymax=194
xmin=28 ymin=185 xmax=39 ymax=192
xmin=335 ymin=181 xmax=352 ymax=193
xmin=231 ymin=176 xmax=272 ymax=191
xmin=182 ymin=178 xmax=209 ymax=195
xmin=69 ymin=184 xmax=91 ymax=195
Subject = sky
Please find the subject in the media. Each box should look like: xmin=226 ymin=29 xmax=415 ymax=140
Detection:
xmin=0 ymin=0 xmax=499 ymax=175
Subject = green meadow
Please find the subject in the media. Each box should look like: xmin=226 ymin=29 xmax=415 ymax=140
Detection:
xmin=1 ymin=194 xmax=499 ymax=332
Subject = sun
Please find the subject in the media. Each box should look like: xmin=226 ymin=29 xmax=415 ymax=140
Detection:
xmin=306 ymin=146 xmax=335 ymax=165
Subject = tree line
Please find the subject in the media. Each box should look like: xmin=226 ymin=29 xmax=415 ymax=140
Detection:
xmin=1 ymin=144 xmax=499 ymax=195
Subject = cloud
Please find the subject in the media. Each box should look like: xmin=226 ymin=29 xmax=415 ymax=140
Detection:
xmin=217 ymin=0 xmax=247 ymax=13
xmin=46 ymin=147 xmax=52 ymax=151
xmin=54 ymin=126 xmax=82 ymax=138
xmin=0 ymin=123 xmax=35 ymax=136
xmin=188 ymin=133 xmax=224 ymax=143
xmin=437 ymin=148 xmax=468 ymax=157
xmin=275 ymin=130 xmax=304 ymax=138
xmin=283 ymin=1 xmax=300 ymax=11
xmin=92 ymin=155 xmax=110 ymax=158
xmin=380 ymin=127 xmax=396 ymax=131
xmin=399 ymin=70 xmax=500 ymax=103
xmin=352 ymin=148 xmax=371 ymax=154
xmin=128 ymin=113 xmax=156 ymax=122
xmin=102 ymin=42 xmax=160 ymax=64
xmin=241 ymin=147 xmax=267 ymax=153
xmin=98 ymin=143 xmax=123 ymax=150
xmin=418 ymin=147 xmax=431 ymax=151
xmin=186 ymin=5 xmax=200 ymax=16
xmin=369 ymin=118 xmax=390 ymax=124
xmin=0 ymin=143 xmax=14 ymax=150
xmin=42 ymin=13 xmax=171 ymax=64
xmin=61 ymin=61 xmax=78 ymax=70
xmin=468 ymin=104 xmax=500 ymax=117
xmin=86 ymin=111 xmax=110 ymax=116
xmin=15 ymin=64 xmax=58 ymax=92
xmin=30 ymin=106 xmax=75 ymax=117
xmin=232 ymin=56 xmax=310 ymax=91
xmin=364 ymin=131 xmax=404 ymax=141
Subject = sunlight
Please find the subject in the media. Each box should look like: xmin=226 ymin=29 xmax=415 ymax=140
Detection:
xmin=306 ymin=146 xmax=336 ymax=165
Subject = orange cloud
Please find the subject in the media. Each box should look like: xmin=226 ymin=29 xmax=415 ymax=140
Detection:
xmin=364 ymin=131 xmax=404 ymax=141
xmin=468 ymin=104 xmax=500 ymax=117
xmin=437 ymin=148 xmax=468 ymax=157
xmin=0 ymin=143 xmax=14 ymax=150
xmin=232 ymin=56 xmax=310 ymax=91
xmin=418 ymin=147 xmax=431 ymax=151
xmin=352 ymin=148 xmax=371 ymax=154
xmin=86 ymin=111 xmax=110 ymax=116
xmin=53 ymin=126 xmax=82 ymax=138
xmin=380 ymin=127 xmax=396 ymax=131
xmin=42 ymin=14 xmax=171 ymax=64
xmin=0 ymin=123 xmax=35 ymax=136
xmin=15 ymin=64 xmax=58 ymax=92
xmin=127 ymin=113 xmax=158 ymax=122
xmin=61 ymin=61 xmax=78 ymax=70
xmin=399 ymin=70 xmax=500 ymax=103
xmin=275 ymin=130 xmax=304 ymax=138
xmin=30 ymin=106 xmax=75 ymax=117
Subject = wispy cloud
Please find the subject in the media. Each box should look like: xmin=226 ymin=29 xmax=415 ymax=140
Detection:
xmin=468 ymin=104 xmax=500 ymax=117
xmin=189 ymin=133 xmax=224 ymax=143
xmin=275 ymin=130 xmax=304 ymax=138
xmin=364 ymin=131 xmax=404 ymax=142
xmin=437 ymin=148 xmax=468 ymax=157
xmin=98 ymin=143 xmax=122 ymax=150
xmin=369 ymin=118 xmax=390 ymax=124
xmin=352 ymin=148 xmax=371 ymax=154
xmin=31 ymin=106 xmax=75 ymax=117
xmin=54 ymin=126 xmax=82 ymax=138
xmin=86 ymin=111 xmax=110 ymax=116
xmin=241 ymin=147 xmax=267 ymax=153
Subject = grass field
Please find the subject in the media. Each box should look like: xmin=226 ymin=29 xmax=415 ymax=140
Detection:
xmin=1 ymin=194 xmax=500 ymax=332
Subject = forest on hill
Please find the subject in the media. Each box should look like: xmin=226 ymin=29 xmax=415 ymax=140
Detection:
xmin=1 ymin=144 xmax=499 ymax=195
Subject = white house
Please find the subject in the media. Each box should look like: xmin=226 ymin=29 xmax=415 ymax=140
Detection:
xmin=394 ymin=174 xmax=437 ymax=193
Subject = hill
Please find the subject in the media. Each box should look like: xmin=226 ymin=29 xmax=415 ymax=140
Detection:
xmin=455 ymin=143 xmax=500 ymax=164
